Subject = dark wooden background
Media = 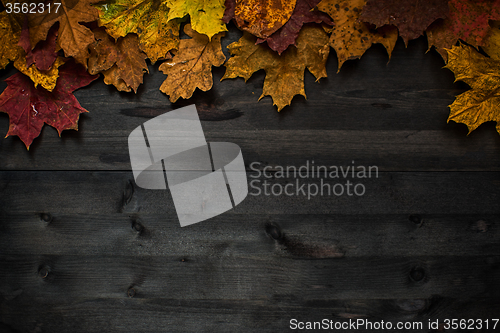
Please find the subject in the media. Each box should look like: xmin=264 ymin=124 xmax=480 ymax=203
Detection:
xmin=1 ymin=25 xmax=500 ymax=332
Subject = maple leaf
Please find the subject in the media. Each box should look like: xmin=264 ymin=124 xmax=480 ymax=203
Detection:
xmin=223 ymin=24 xmax=329 ymax=111
xmin=166 ymin=0 xmax=227 ymax=39
xmin=19 ymin=20 xmax=58 ymax=71
xmin=256 ymin=0 xmax=333 ymax=55
xmin=28 ymin=0 xmax=99 ymax=67
xmin=0 ymin=60 xmax=98 ymax=149
xmin=88 ymin=28 xmax=149 ymax=93
xmin=233 ymin=0 xmax=297 ymax=39
xmin=359 ymin=0 xmax=449 ymax=46
xmin=426 ymin=0 xmax=500 ymax=62
xmin=0 ymin=12 xmax=23 ymax=70
xmin=95 ymin=0 xmax=179 ymax=64
xmin=318 ymin=0 xmax=398 ymax=71
xmin=159 ymin=24 xmax=225 ymax=102
xmin=445 ymin=43 xmax=500 ymax=135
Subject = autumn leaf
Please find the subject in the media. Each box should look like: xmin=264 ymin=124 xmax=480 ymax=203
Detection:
xmin=359 ymin=0 xmax=449 ymax=46
xmin=0 ymin=60 xmax=98 ymax=149
xmin=223 ymin=24 xmax=329 ymax=111
xmin=28 ymin=0 xmax=99 ymax=67
xmin=0 ymin=12 xmax=23 ymax=70
xmin=13 ymin=17 xmax=64 ymax=91
xmin=445 ymin=43 xmax=500 ymax=135
xmin=19 ymin=20 xmax=58 ymax=71
xmin=159 ymin=24 xmax=225 ymax=102
xmin=102 ymin=65 xmax=132 ymax=92
xmin=88 ymin=28 xmax=148 ymax=93
xmin=13 ymin=56 xmax=65 ymax=92
xmin=166 ymin=0 xmax=226 ymax=39
xmin=256 ymin=0 xmax=333 ymax=55
xmin=233 ymin=0 xmax=297 ymax=39
xmin=95 ymin=0 xmax=179 ymax=64
xmin=483 ymin=22 xmax=500 ymax=61
xmin=222 ymin=0 xmax=235 ymax=23
xmin=427 ymin=0 xmax=500 ymax=62
xmin=318 ymin=0 xmax=398 ymax=71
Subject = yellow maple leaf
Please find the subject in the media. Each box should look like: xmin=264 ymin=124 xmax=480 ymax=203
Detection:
xmin=95 ymin=0 xmax=179 ymax=64
xmin=159 ymin=24 xmax=225 ymax=102
xmin=0 ymin=12 xmax=23 ymax=70
xmin=13 ymin=56 xmax=65 ymax=92
xmin=234 ymin=0 xmax=297 ymax=39
xmin=317 ymin=0 xmax=398 ymax=71
xmin=166 ymin=0 xmax=226 ymax=39
xmin=445 ymin=43 xmax=500 ymax=135
xmin=222 ymin=24 xmax=329 ymax=111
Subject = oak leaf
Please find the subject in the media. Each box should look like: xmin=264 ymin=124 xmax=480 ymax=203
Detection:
xmin=0 ymin=61 xmax=98 ymax=149
xmin=88 ymin=28 xmax=149 ymax=93
xmin=159 ymin=24 xmax=225 ymax=102
xmin=234 ymin=0 xmax=297 ymax=39
xmin=318 ymin=0 xmax=398 ymax=71
xmin=95 ymin=0 xmax=179 ymax=63
xmin=360 ymin=0 xmax=449 ymax=45
xmin=223 ymin=24 xmax=329 ymax=111
xmin=256 ymin=0 xmax=333 ymax=55
xmin=426 ymin=0 xmax=500 ymax=61
xmin=166 ymin=0 xmax=226 ymax=39
xmin=102 ymin=65 xmax=132 ymax=93
xmin=28 ymin=0 xmax=99 ymax=67
xmin=0 ymin=12 xmax=23 ymax=70
xmin=445 ymin=43 xmax=500 ymax=135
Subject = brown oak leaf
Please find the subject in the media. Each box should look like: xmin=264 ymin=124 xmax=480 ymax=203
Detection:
xmin=318 ymin=0 xmax=398 ymax=71
xmin=360 ymin=0 xmax=449 ymax=45
xmin=159 ymin=24 xmax=225 ymax=103
xmin=0 ymin=60 xmax=98 ymax=149
xmin=427 ymin=0 xmax=500 ymax=61
xmin=223 ymin=24 xmax=329 ymax=111
xmin=88 ymin=28 xmax=149 ymax=93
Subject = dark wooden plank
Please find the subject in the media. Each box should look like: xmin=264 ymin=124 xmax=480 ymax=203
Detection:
xmin=1 ymin=128 xmax=499 ymax=171
xmin=0 ymin=214 xmax=498 ymax=257
xmin=1 ymin=298 xmax=499 ymax=333
xmin=1 ymin=171 xmax=499 ymax=215
xmin=1 ymin=255 xmax=499 ymax=301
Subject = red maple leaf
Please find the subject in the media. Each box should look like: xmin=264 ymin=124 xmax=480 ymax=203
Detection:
xmin=0 ymin=60 xmax=98 ymax=149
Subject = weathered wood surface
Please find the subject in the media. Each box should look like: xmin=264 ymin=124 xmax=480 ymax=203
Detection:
xmin=1 ymin=26 xmax=500 ymax=332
